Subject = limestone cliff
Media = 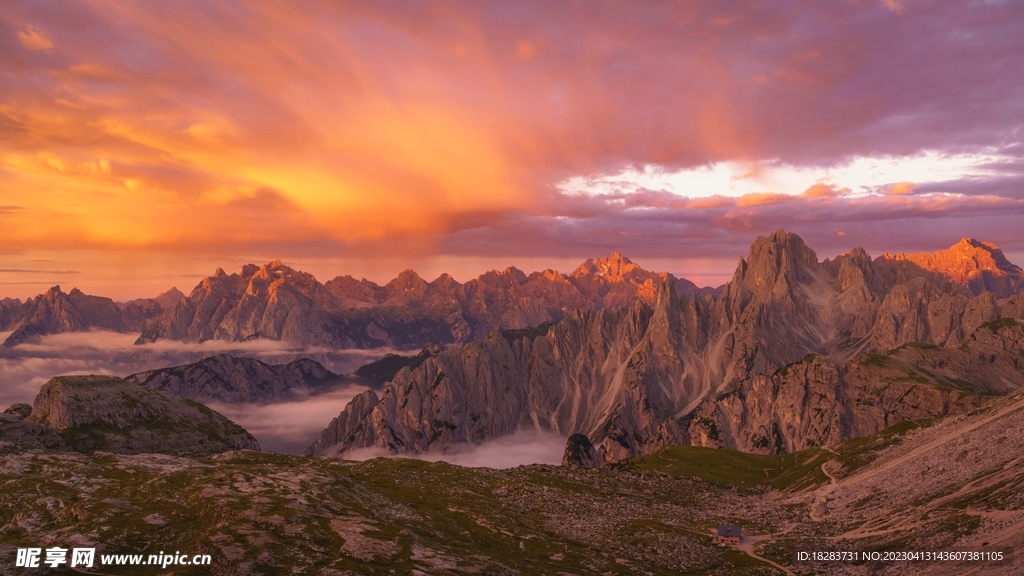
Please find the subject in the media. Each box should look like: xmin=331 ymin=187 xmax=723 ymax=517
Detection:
xmin=306 ymin=230 xmax=1024 ymax=466
xmin=137 ymin=255 xmax=717 ymax=350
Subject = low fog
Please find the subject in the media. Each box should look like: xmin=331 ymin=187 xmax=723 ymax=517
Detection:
xmin=0 ymin=330 xmax=396 ymax=406
xmin=344 ymin=429 xmax=568 ymax=469
xmin=207 ymin=387 xmax=368 ymax=454
xmin=0 ymin=330 xmax=569 ymax=468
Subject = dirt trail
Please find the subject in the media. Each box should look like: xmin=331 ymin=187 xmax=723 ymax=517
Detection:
xmin=714 ymin=530 xmax=797 ymax=576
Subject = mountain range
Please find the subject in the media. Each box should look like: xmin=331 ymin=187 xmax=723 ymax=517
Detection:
xmin=124 ymin=354 xmax=346 ymax=404
xmin=305 ymin=230 xmax=1024 ymax=467
xmin=2 ymin=236 xmax=1021 ymax=352
xmin=131 ymin=254 xmax=714 ymax=350
xmin=0 ymin=256 xmax=710 ymax=349
xmin=0 ymin=286 xmax=184 ymax=348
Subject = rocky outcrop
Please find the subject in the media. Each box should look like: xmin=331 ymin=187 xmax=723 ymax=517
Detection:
xmin=0 ymin=286 xmax=166 ymax=347
xmin=124 ymin=354 xmax=345 ymax=404
xmin=137 ymin=255 xmax=718 ymax=350
xmin=0 ymin=401 xmax=69 ymax=454
xmin=683 ymin=341 xmax=1014 ymax=454
xmin=0 ymin=411 xmax=69 ymax=454
xmin=0 ymin=297 xmax=23 ymax=330
xmin=562 ymin=433 xmax=600 ymax=468
xmin=302 ymin=389 xmax=380 ymax=457
xmin=307 ymin=230 xmax=1024 ymax=467
xmin=27 ymin=375 xmax=259 ymax=455
xmin=3 ymin=403 xmax=32 ymax=419
xmin=1002 ymin=294 xmax=1024 ymax=320
xmin=882 ymin=238 xmax=1024 ymax=298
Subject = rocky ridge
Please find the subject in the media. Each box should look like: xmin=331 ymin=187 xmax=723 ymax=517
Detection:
xmin=0 ymin=286 xmax=169 ymax=347
xmin=882 ymin=237 xmax=1024 ymax=298
xmin=135 ymin=254 xmax=715 ymax=350
xmin=25 ymin=375 xmax=259 ymax=455
xmin=124 ymin=354 xmax=345 ymax=404
xmin=307 ymin=230 xmax=1024 ymax=467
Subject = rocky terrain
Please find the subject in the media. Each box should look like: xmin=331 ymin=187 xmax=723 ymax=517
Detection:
xmin=8 ymin=375 xmax=259 ymax=455
xmin=0 ymin=286 xmax=170 ymax=347
xmin=883 ymin=238 xmax=1024 ymax=298
xmin=133 ymin=254 xmax=714 ymax=350
xmin=1 ymin=393 xmax=1020 ymax=575
xmin=308 ymin=230 xmax=1024 ymax=466
xmin=125 ymin=354 xmax=347 ymax=404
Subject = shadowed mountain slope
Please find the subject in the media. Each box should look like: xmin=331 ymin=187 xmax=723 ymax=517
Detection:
xmin=125 ymin=354 xmax=346 ymax=404
xmin=307 ymin=230 xmax=1024 ymax=467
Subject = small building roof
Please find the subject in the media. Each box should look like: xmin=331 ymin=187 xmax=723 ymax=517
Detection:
xmin=717 ymin=525 xmax=742 ymax=537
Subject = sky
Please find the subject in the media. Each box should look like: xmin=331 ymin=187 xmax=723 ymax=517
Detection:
xmin=2 ymin=0 xmax=1023 ymax=300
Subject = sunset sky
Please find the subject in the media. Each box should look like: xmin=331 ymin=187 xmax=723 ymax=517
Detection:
xmin=2 ymin=1 xmax=1023 ymax=300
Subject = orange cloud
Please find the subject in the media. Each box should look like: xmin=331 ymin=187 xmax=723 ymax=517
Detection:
xmin=801 ymin=183 xmax=849 ymax=198
xmin=736 ymin=192 xmax=795 ymax=207
xmin=0 ymin=0 xmax=1021 ymax=301
xmin=17 ymin=26 xmax=53 ymax=52
xmin=885 ymin=182 xmax=916 ymax=196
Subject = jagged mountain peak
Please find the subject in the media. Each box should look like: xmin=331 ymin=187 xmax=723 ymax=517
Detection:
xmin=153 ymin=287 xmax=186 ymax=309
xmin=3 ymin=285 xmax=155 ymax=347
xmin=394 ymin=268 xmax=422 ymax=279
xmin=476 ymin=266 xmax=528 ymax=286
xmin=386 ymin=269 xmax=427 ymax=293
xmin=882 ymin=237 xmax=1024 ymax=297
xmin=571 ymin=251 xmax=640 ymax=280
xmin=730 ymin=228 xmax=819 ymax=305
xmin=953 ymin=237 xmax=999 ymax=251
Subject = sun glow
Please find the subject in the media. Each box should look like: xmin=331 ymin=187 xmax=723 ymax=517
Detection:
xmin=556 ymin=150 xmax=1016 ymax=199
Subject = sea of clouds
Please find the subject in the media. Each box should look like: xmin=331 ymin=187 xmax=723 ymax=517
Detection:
xmin=0 ymin=330 xmax=567 ymax=466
